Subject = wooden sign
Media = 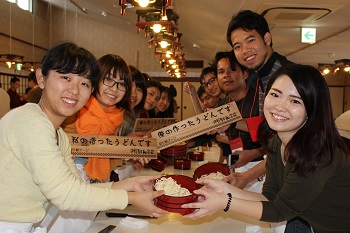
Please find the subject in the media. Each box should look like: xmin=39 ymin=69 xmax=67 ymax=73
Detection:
xmin=133 ymin=118 xmax=176 ymax=132
xmin=151 ymin=102 xmax=242 ymax=150
xmin=68 ymin=134 xmax=157 ymax=159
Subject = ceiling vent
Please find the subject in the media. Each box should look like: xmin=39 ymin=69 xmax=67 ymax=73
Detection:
xmin=257 ymin=4 xmax=342 ymax=22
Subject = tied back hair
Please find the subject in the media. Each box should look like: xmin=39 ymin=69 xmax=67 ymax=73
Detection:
xmin=258 ymin=64 xmax=349 ymax=176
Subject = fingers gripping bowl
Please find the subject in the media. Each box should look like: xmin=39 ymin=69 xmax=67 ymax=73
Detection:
xmin=153 ymin=175 xmax=199 ymax=215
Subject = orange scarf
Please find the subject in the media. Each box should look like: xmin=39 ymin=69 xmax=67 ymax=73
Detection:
xmin=76 ymin=96 xmax=124 ymax=181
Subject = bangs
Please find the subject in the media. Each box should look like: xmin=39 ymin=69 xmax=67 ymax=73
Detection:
xmin=55 ymin=57 xmax=93 ymax=78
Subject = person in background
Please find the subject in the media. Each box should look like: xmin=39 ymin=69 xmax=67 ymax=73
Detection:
xmin=335 ymin=110 xmax=350 ymax=149
xmin=200 ymin=66 xmax=226 ymax=100
xmin=186 ymin=86 xmax=222 ymax=162
xmin=0 ymin=42 xmax=167 ymax=233
xmin=110 ymin=65 xmax=148 ymax=184
xmin=183 ymin=66 xmax=225 ymax=115
xmin=139 ymin=79 xmax=162 ymax=118
xmin=74 ymin=54 xmax=132 ymax=184
xmin=0 ymin=83 xmax=10 ymax=119
xmin=27 ymin=71 xmax=42 ymax=103
xmin=25 ymin=86 xmax=32 ymax=95
xmin=173 ymin=99 xmax=179 ymax=114
xmin=149 ymin=84 xmax=177 ymax=118
xmin=197 ymin=86 xmax=220 ymax=112
xmin=182 ymin=64 xmax=350 ymax=232
xmin=213 ymin=51 xmax=265 ymax=192
xmin=7 ymin=77 xmax=26 ymax=109
xmin=118 ymin=65 xmax=147 ymax=136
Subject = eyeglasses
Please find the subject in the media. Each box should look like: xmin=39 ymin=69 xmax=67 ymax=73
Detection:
xmin=103 ymin=77 xmax=127 ymax=92
xmin=201 ymin=77 xmax=216 ymax=89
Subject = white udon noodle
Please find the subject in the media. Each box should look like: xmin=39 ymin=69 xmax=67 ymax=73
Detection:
xmin=200 ymin=171 xmax=226 ymax=180
xmin=154 ymin=177 xmax=191 ymax=197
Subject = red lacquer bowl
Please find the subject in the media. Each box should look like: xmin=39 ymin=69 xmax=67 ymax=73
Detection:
xmin=174 ymin=158 xmax=192 ymax=170
xmin=193 ymin=162 xmax=230 ymax=180
xmin=149 ymin=156 xmax=168 ymax=172
xmin=160 ymin=142 xmax=188 ymax=157
xmin=188 ymin=151 xmax=205 ymax=161
xmin=154 ymin=175 xmax=199 ymax=215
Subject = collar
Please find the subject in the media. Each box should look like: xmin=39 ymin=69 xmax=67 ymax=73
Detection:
xmin=257 ymin=52 xmax=280 ymax=78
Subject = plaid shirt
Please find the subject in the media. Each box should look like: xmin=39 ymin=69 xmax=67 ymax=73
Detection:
xmin=247 ymin=52 xmax=293 ymax=115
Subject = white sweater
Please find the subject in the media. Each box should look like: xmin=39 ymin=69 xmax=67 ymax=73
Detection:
xmin=0 ymin=104 xmax=128 ymax=223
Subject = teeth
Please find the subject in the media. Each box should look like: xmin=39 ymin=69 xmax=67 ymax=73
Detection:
xmin=106 ymin=94 xmax=116 ymax=99
xmin=272 ymin=113 xmax=287 ymax=120
xmin=63 ymin=98 xmax=76 ymax=104
xmin=246 ymin=55 xmax=254 ymax=61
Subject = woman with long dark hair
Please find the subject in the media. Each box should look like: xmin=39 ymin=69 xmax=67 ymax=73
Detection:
xmin=182 ymin=64 xmax=350 ymax=232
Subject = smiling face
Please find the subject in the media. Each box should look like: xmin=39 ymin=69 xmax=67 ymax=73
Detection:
xmin=156 ymin=91 xmax=170 ymax=112
xmin=130 ymin=81 xmax=143 ymax=109
xmin=37 ymin=69 xmax=93 ymax=128
xmin=144 ymin=86 xmax=160 ymax=110
xmin=95 ymin=69 xmax=126 ymax=110
xmin=199 ymin=92 xmax=219 ymax=111
xmin=217 ymin=57 xmax=248 ymax=94
xmin=264 ymin=75 xmax=308 ymax=141
xmin=231 ymin=28 xmax=272 ymax=71
xmin=201 ymin=73 xmax=221 ymax=97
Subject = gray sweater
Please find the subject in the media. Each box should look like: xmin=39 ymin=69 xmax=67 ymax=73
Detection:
xmin=261 ymin=135 xmax=350 ymax=232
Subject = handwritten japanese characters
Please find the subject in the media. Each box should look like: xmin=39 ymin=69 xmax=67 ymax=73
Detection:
xmin=152 ymin=102 xmax=242 ymax=150
xmin=133 ymin=118 xmax=176 ymax=132
xmin=68 ymin=134 xmax=157 ymax=159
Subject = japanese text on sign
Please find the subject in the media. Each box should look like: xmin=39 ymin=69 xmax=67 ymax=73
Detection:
xmin=133 ymin=118 xmax=176 ymax=132
xmin=151 ymin=102 xmax=242 ymax=150
xmin=68 ymin=134 xmax=157 ymax=159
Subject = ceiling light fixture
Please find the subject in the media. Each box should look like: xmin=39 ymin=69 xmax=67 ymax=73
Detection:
xmin=134 ymin=0 xmax=156 ymax=7
xmin=0 ymin=54 xmax=24 ymax=69
xmin=152 ymin=23 xmax=162 ymax=33
xmin=323 ymin=67 xmax=330 ymax=75
xmin=159 ymin=40 xmax=168 ymax=48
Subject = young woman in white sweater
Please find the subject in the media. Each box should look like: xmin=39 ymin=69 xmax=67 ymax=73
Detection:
xmin=0 ymin=42 xmax=168 ymax=232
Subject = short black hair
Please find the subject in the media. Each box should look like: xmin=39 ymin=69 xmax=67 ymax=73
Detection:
xmin=146 ymin=79 xmax=163 ymax=91
xmin=97 ymin=54 xmax=132 ymax=112
xmin=41 ymin=42 xmax=100 ymax=90
xmin=212 ymin=51 xmax=247 ymax=75
xmin=28 ymin=72 xmax=37 ymax=85
xmin=10 ymin=77 xmax=20 ymax=84
xmin=199 ymin=66 xmax=216 ymax=85
xmin=197 ymin=86 xmax=206 ymax=99
xmin=226 ymin=10 xmax=271 ymax=47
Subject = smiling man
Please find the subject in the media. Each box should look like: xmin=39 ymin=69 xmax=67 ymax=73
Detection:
xmin=212 ymin=51 xmax=265 ymax=191
xmin=225 ymin=10 xmax=311 ymax=233
xmin=227 ymin=10 xmax=293 ymax=115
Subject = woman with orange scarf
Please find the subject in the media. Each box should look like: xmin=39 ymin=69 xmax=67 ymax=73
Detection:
xmin=75 ymin=54 xmax=132 ymax=183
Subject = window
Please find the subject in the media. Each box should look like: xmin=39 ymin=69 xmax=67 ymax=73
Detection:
xmin=7 ymin=0 xmax=33 ymax=13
